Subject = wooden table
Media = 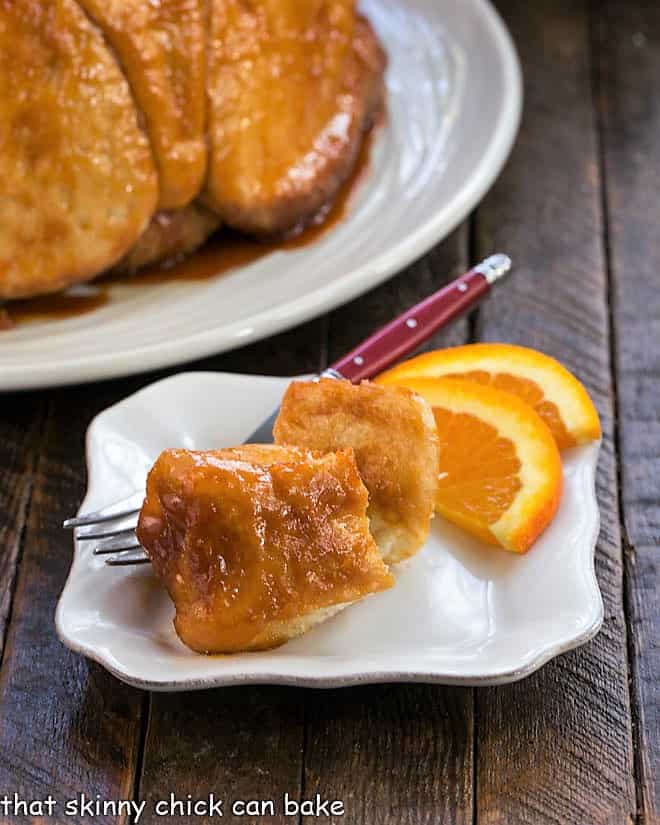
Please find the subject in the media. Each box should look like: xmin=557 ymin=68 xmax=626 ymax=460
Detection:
xmin=0 ymin=1 xmax=658 ymax=822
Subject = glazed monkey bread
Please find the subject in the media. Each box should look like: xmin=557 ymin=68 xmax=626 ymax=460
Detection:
xmin=0 ymin=0 xmax=386 ymax=300
xmin=136 ymin=445 xmax=394 ymax=654
xmin=274 ymin=379 xmax=440 ymax=564
xmin=0 ymin=0 xmax=159 ymax=300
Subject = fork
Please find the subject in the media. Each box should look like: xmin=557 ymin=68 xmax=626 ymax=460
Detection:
xmin=63 ymin=253 xmax=512 ymax=565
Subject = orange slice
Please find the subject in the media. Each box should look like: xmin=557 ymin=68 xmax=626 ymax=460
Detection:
xmin=392 ymin=377 xmax=563 ymax=553
xmin=376 ymin=343 xmax=601 ymax=449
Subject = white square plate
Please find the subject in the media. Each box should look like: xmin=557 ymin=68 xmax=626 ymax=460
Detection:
xmin=56 ymin=372 xmax=604 ymax=690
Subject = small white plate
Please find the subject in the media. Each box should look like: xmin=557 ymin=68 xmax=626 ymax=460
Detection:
xmin=56 ymin=372 xmax=604 ymax=690
xmin=1 ymin=0 xmax=522 ymax=391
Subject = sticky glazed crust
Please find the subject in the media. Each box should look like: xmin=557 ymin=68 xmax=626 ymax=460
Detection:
xmin=0 ymin=2 xmax=387 ymax=300
xmin=112 ymin=204 xmax=221 ymax=275
xmin=136 ymin=444 xmax=394 ymax=654
xmin=274 ymin=379 xmax=440 ymax=564
xmin=75 ymin=0 xmax=208 ymax=211
xmin=202 ymin=6 xmax=387 ymax=235
xmin=0 ymin=0 xmax=158 ymax=300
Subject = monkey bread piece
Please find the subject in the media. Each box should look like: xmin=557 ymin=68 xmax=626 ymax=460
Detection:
xmin=113 ymin=204 xmax=221 ymax=275
xmin=75 ymin=0 xmax=207 ymax=211
xmin=274 ymin=379 xmax=440 ymax=564
xmin=0 ymin=0 xmax=387 ymax=300
xmin=136 ymin=445 xmax=394 ymax=654
xmin=0 ymin=0 xmax=158 ymax=301
xmin=204 ymin=2 xmax=386 ymax=234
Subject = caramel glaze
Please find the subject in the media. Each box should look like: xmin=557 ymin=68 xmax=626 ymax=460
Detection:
xmin=114 ymin=118 xmax=379 ymax=285
xmin=2 ymin=120 xmax=379 ymax=328
xmin=202 ymin=8 xmax=384 ymax=236
xmin=0 ymin=0 xmax=158 ymax=303
xmin=136 ymin=445 xmax=393 ymax=654
xmin=7 ymin=289 xmax=109 ymax=326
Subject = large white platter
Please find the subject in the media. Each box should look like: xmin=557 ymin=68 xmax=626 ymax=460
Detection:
xmin=56 ymin=372 xmax=603 ymax=690
xmin=1 ymin=0 xmax=521 ymax=391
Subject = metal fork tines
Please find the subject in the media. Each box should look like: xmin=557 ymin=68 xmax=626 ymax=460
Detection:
xmin=63 ymin=491 xmax=149 ymax=565
xmin=63 ymin=490 xmax=145 ymax=528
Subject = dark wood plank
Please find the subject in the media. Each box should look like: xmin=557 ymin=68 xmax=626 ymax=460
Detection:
xmin=474 ymin=1 xmax=636 ymax=823
xmin=303 ymin=684 xmax=474 ymax=825
xmin=138 ymin=321 xmax=326 ymax=824
xmin=625 ymin=544 xmax=660 ymax=825
xmin=0 ymin=385 xmax=146 ymax=825
xmin=594 ymin=0 xmax=660 ymax=546
xmin=139 ymin=689 xmax=304 ymax=825
xmin=301 ymin=227 xmax=475 ymax=825
xmin=593 ymin=2 xmax=660 ymax=820
xmin=0 ymin=394 xmax=44 ymax=660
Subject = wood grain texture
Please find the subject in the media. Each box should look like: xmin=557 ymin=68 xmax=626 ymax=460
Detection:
xmin=594 ymin=0 xmax=660 ymax=549
xmin=139 ymin=689 xmax=304 ymax=824
xmin=0 ymin=395 xmax=44 ymax=661
xmin=625 ymin=545 xmax=660 ymax=825
xmin=593 ymin=1 xmax=660 ymax=819
xmin=299 ymin=228 xmax=475 ymax=825
xmin=474 ymin=1 xmax=636 ymax=823
xmin=303 ymin=685 xmax=473 ymax=825
xmin=0 ymin=385 xmax=146 ymax=825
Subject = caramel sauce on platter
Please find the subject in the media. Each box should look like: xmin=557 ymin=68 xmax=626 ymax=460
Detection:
xmin=2 ymin=124 xmax=378 ymax=329
xmin=6 ymin=287 xmax=109 ymax=326
xmin=111 ymin=123 xmax=376 ymax=286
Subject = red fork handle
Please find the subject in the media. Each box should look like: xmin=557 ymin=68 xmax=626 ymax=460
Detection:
xmin=330 ymin=254 xmax=512 ymax=383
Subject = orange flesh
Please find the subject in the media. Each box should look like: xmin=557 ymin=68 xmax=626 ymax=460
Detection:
xmin=433 ymin=407 xmax=522 ymax=545
xmin=427 ymin=371 xmax=576 ymax=450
